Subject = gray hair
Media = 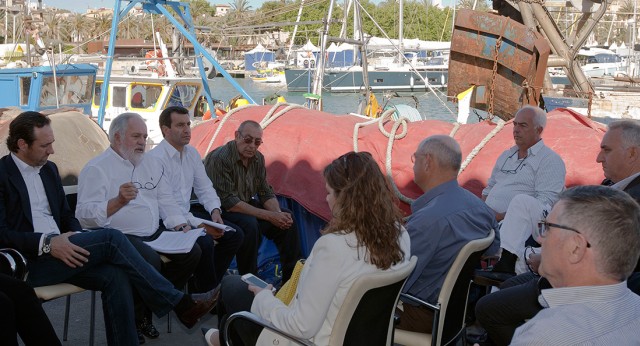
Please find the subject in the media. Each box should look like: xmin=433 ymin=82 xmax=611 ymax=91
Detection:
xmin=607 ymin=120 xmax=640 ymax=149
xmin=558 ymin=185 xmax=640 ymax=281
xmin=517 ymin=105 xmax=547 ymax=130
xmin=419 ymin=135 xmax=462 ymax=171
xmin=108 ymin=112 xmax=143 ymax=144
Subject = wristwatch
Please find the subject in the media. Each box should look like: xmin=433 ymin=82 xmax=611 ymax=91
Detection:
xmin=42 ymin=233 xmax=56 ymax=254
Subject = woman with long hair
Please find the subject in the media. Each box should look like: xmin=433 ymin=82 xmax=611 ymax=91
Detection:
xmin=204 ymin=151 xmax=411 ymax=346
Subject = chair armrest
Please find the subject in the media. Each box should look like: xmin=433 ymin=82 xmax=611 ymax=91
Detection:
xmin=0 ymin=248 xmax=28 ymax=280
xmin=224 ymin=311 xmax=314 ymax=346
xmin=400 ymin=292 xmax=440 ymax=312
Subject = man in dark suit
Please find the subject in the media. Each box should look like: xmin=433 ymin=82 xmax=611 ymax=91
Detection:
xmin=0 ymin=111 xmax=218 ymax=345
xmin=474 ymin=119 xmax=640 ymax=346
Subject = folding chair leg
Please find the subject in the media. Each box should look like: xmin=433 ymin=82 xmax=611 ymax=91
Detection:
xmin=168 ymin=312 xmax=172 ymax=333
xmin=89 ymin=291 xmax=96 ymax=346
xmin=63 ymin=295 xmax=71 ymax=341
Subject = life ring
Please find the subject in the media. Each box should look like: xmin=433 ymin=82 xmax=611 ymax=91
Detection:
xmin=145 ymin=49 xmax=166 ymax=77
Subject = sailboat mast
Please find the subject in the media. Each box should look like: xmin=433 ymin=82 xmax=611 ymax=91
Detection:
xmin=310 ymin=0 xmax=336 ymax=110
xmin=398 ymin=0 xmax=404 ymax=63
xmin=286 ymin=0 xmax=305 ymax=64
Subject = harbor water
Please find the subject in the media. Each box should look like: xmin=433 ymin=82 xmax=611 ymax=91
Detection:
xmin=207 ymin=77 xmax=461 ymax=123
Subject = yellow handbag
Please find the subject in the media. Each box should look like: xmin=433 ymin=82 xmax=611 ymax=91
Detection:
xmin=275 ymin=259 xmax=305 ymax=305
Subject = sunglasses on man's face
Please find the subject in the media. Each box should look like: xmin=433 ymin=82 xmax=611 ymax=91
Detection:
xmin=239 ymin=133 xmax=263 ymax=147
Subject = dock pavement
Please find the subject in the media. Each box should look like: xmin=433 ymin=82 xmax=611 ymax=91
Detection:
xmin=33 ymin=290 xmax=217 ymax=346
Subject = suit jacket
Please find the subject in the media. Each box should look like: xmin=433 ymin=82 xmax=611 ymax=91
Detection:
xmin=624 ymin=175 xmax=640 ymax=203
xmin=0 ymin=154 xmax=81 ymax=258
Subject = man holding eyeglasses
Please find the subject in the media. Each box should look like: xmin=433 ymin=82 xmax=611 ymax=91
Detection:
xmin=510 ymin=186 xmax=640 ymax=345
xmin=479 ymin=105 xmax=566 ymax=278
xmin=203 ymin=120 xmax=302 ymax=283
xmin=76 ymin=112 xmax=202 ymax=343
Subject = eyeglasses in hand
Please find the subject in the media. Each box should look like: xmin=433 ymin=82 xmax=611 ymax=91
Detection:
xmin=500 ymin=150 xmax=527 ymax=174
xmin=131 ymin=167 xmax=165 ymax=191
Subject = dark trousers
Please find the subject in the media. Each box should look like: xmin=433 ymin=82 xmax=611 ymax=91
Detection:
xmin=223 ymin=207 xmax=302 ymax=282
xmin=217 ymin=275 xmax=263 ymax=346
xmin=126 ymin=228 xmax=201 ymax=324
xmin=475 ymin=272 xmax=546 ymax=346
xmin=25 ymin=228 xmax=183 ymax=345
xmin=190 ymin=205 xmax=244 ymax=292
xmin=0 ymin=273 xmax=61 ymax=346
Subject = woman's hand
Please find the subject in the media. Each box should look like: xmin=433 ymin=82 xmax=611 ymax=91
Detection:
xmin=247 ymin=284 xmax=274 ymax=296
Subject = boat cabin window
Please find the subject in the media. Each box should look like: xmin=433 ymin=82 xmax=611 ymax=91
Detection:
xmin=166 ymin=84 xmax=199 ymax=109
xmin=93 ymin=82 xmax=103 ymax=106
xmin=40 ymin=75 xmax=93 ymax=107
xmin=130 ymin=84 xmax=162 ymax=110
xmin=19 ymin=77 xmax=30 ymax=106
xmin=113 ymin=87 xmax=126 ymax=107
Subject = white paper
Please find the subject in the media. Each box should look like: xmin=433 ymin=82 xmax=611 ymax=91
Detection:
xmin=189 ymin=217 xmax=236 ymax=233
xmin=144 ymin=228 xmax=205 ymax=254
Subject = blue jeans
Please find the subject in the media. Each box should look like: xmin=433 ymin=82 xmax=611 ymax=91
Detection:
xmin=26 ymin=228 xmax=184 ymax=345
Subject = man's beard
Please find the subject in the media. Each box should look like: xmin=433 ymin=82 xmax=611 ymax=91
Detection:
xmin=119 ymin=144 xmax=144 ymax=166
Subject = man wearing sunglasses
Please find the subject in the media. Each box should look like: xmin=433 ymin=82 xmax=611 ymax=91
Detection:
xmin=76 ymin=112 xmax=203 ymax=343
xmin=510 ymin=186 xmax=640 ymax=345
xmin=204 ymin=120 xmax=302 ymax=283
xmin=477 ymin=106 xmax=566 ymax=281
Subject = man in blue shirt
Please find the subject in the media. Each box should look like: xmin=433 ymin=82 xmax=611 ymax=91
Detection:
xmin=396 ymin=135 xmax=498 ymax=333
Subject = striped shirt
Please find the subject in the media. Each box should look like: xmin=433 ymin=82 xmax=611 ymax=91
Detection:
xmin=511 ymin=281 xmax=640 ymax=345
xmin=482 ymin=140 xmax=566 ymax=213
xmin=203 ymin=140 xmax=275 ymax=211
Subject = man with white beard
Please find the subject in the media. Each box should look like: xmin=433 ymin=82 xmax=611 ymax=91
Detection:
xmin=76 ymin=112 xmax=202 ymax=343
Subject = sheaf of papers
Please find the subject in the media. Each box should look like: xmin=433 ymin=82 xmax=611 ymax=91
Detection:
xmin=189 ymin=217 xmax=236 ymax=233
xmin=144 ymin=228 xmax=205 ymax=254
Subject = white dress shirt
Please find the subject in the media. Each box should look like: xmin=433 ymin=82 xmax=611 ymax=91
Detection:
xmin=511 ymin=282 xmax=640 ymax=345
xmin=11 ymin=153 xmax=60 ymax=254
xmin=148 ymin=140 xmax=221 ymax=226
xmin=76 ymin=147 xmax=186 ymax=237
xmin=251 ymin=228 xmax=412 ymax=346
xmin=482 ymin=140 xmax=566 ymax=213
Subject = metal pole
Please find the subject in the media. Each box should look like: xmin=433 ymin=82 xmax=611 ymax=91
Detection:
xmin=154 ymin=3 xmax=256 ymax=104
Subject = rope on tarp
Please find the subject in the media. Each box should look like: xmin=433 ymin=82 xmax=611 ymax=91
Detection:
xmin=204 ymin=102 xmax=258 ymax=155
xmin=352 ymin=108 xmax=414 ymax=204
xmin=204 ymin=102 xmax=306 ymax=155
xmin=458 ymin=119 xmax=506 ymax=174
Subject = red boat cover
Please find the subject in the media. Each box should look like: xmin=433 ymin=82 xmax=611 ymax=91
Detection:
xmin=191 ymin=105 xmax=606 ymax=221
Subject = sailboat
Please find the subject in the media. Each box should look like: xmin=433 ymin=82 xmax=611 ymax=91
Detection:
xmin=284 ymin=0 xmax=450 ymax=93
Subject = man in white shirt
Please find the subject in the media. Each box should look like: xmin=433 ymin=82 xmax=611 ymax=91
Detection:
xmin=149 ymin=106 xmax=243 ymax=293
xmin=76 ymin=112 xmax=202 ymax=342
xmin=478 ymin=106 xmax=566 ymax=279
xmin=510 ymin=185 xmax=640 ymax=345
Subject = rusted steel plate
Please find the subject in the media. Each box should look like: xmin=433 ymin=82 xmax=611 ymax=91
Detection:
xmin=448 ymin=9 xmax=550 ymax=121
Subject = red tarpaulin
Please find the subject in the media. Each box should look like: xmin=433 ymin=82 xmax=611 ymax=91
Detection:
xmin=192 ymin=105 xmax=606 ymax=221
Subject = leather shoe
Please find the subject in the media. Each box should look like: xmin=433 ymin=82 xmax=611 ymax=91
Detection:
xmin=175 ymin=285 xmax=221 ymax=329
xmin=138 ymin=317 xmax=159 ymax=339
